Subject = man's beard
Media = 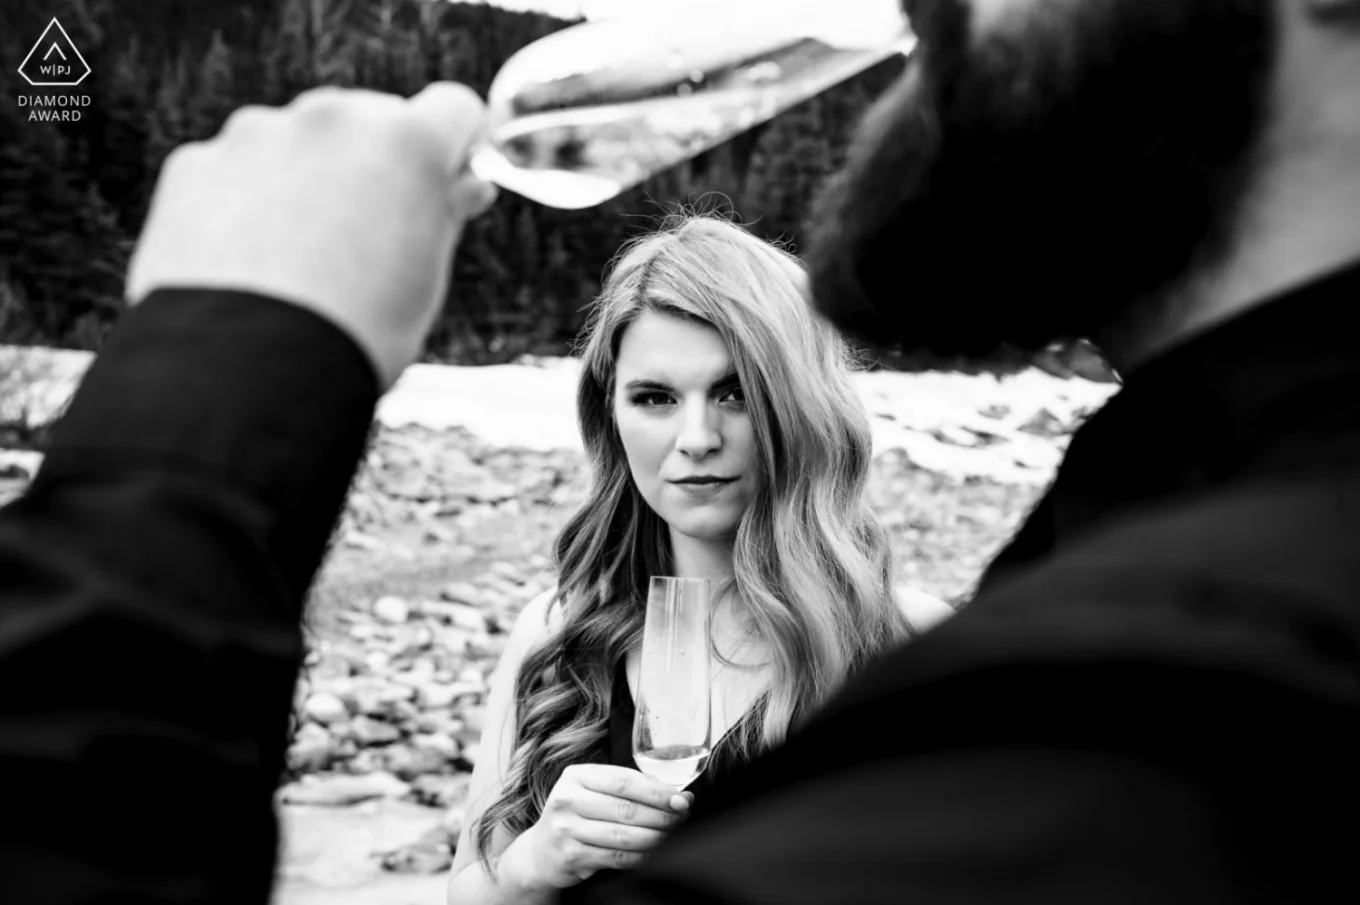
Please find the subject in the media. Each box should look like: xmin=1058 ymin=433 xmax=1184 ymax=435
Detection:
xmin=806 ymin=0 xmax=1278 ymax=359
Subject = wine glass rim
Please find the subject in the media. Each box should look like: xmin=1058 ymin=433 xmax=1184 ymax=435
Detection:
xmin=649 ymin=575 xmax=712 ymax=592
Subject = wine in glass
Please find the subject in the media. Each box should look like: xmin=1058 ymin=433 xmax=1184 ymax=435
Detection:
xmin=470 ymin=0 xmax=916 ymax=209
xmin=632 ymin=576 xmax=712 ymax=788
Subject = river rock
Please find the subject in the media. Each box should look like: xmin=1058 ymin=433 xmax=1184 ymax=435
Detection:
xmin=372 ymin=595 xmax=411 ymax=624
xmin=490 ymin=561 xmax=525 ymax=586
xmin=392 ymin=744 xmax=453 ymax=780
xmin=348 ymin=715 xmax=403 ymax=746
xmin=413 ymin=711 xmax=464 ymax=738
xmin=288 ymin=723 xmax=341 ymax=772
xmin=380 ymin=840 xmax=452 ymax=875
xmin=308 ymin=651 xmax=357 ymax=681
xmin=439 ymin=581 xmax=488 ymax=608
xmin=303 ymin=692 xmax=351 ymax=725
xmin=1017 ymin=407 xmax=1070 ymax=438
xmin=417 ymin=681 xmax=482 ymax=710
xmin=411 ymin=732 xmax=461 ymax=760
xmin=279 ymin=771 xmax=410 ymax=806
xmin=410 ymin=774 xmax=473 ymax=810
xmin=419 ymin=599 xmax=489 ymax=633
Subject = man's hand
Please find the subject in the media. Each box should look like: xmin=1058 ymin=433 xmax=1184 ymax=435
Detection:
xmin=126 ymin=82 xmax=497 ymax=389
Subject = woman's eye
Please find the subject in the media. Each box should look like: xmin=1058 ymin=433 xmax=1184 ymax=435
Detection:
xmin=631 ymin=392 xmax=673 ymax=408
xmin=722 ymin=386 xmax=746 ymax=405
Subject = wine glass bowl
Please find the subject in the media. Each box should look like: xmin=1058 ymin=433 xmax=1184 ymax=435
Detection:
xmin=468 ymin=0 xmax=916 ymax=209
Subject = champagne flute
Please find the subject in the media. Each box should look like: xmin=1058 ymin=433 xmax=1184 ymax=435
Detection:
xmin=632 ymin=576 xmax=712 ymax=789
xmin=469 ymin=0 xmax=916 ymax=209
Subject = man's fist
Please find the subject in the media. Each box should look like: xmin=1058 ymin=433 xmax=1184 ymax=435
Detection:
xmin=126 ymin=82 xmax=498 ymax=389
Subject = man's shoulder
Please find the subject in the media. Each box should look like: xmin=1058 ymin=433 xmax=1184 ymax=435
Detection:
xmin=1018 ymin=473 xmax=1360 ymax=618
xmin=702 ymin=475 xmax=1360 ymax=819
xmin=869 ymin=474 xmax=1360 ymax=708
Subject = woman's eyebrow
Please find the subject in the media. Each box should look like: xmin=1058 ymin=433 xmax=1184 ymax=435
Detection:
xmin=622 ymin=371 xmax=740 ymax=392
xmin=622 ymin=377 xmax=672 ymax=392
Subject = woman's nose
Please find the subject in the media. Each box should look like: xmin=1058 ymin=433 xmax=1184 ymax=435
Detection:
xmin=674 ymin=401 xmax=721 ymax=458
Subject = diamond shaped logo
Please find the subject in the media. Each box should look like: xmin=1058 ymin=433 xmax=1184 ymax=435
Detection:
xmin=17 ymin=17 xmax=91 ymax=87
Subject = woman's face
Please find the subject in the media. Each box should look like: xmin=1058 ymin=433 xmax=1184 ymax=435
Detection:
xmin=612 ymin=309 xmax=758 ymax=547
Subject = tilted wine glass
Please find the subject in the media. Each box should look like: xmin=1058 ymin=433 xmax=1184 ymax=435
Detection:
xmin=469 ymin=0 xmax=917 ymax=209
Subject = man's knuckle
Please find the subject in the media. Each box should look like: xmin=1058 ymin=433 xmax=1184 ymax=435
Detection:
xmin=295 ymin=87 xmax=398 ymax=137
xmin=291 ymin=85 xmax=348 ymax=113
xmin=161 ymin=141 xmax=204 ymax=175
xmin=221 ymin=104 xmax=274 ymax=138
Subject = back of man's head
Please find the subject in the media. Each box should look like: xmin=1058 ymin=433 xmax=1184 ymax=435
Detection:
xmin=808 ymin=0 xmax=1360 ymax=372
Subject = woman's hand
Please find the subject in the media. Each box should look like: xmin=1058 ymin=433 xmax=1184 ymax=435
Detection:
xmin=499 ymin=764 xmax=693 ymax=891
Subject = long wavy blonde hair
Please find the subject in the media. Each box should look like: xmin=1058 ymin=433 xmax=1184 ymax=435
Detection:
xmin=473 ymin=211 xmax=910 ymax=864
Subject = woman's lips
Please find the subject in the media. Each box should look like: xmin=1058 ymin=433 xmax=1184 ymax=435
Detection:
xmin=671 ymin=478 xmax=736 ymax=497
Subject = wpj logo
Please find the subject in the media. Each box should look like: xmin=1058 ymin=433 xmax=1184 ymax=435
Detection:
xmin=15 ymin=17 xmax=92 ymax=121
xmin=18 ymin=17 xmax=90 ymax=86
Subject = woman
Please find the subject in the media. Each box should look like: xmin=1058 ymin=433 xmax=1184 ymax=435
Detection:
xmin=447 ymin=213 xmax=952 ymax=904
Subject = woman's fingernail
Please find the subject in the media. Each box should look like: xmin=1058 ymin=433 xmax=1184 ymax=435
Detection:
xmin=671 ymin=794 xmax=690 ymax=811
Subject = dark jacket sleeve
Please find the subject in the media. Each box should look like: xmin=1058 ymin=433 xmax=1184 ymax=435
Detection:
xmin=0 ymin=288 xmax=380 ymax=905
xmin=563 ymin=742 xmax=1248 ymax=905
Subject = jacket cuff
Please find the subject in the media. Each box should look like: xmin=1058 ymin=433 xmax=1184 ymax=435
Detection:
xmin=37 ymin=287 xmax=380 ymax=531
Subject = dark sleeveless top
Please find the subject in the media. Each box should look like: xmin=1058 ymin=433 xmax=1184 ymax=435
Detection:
xmin=575 ymin=659 xmax=762 ymax=890
xmin=601 ymin=658 xmax=749 ymax=798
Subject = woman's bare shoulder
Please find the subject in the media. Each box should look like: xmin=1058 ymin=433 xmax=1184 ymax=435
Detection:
xmin=894 ymin=585 xmax=956 ymax=635
xmin=505 ymin=585 xmax=565 ymax=652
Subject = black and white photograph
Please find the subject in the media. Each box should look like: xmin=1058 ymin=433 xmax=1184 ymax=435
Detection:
xmin=1 ymin=0 xmax=1357 ymax=903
